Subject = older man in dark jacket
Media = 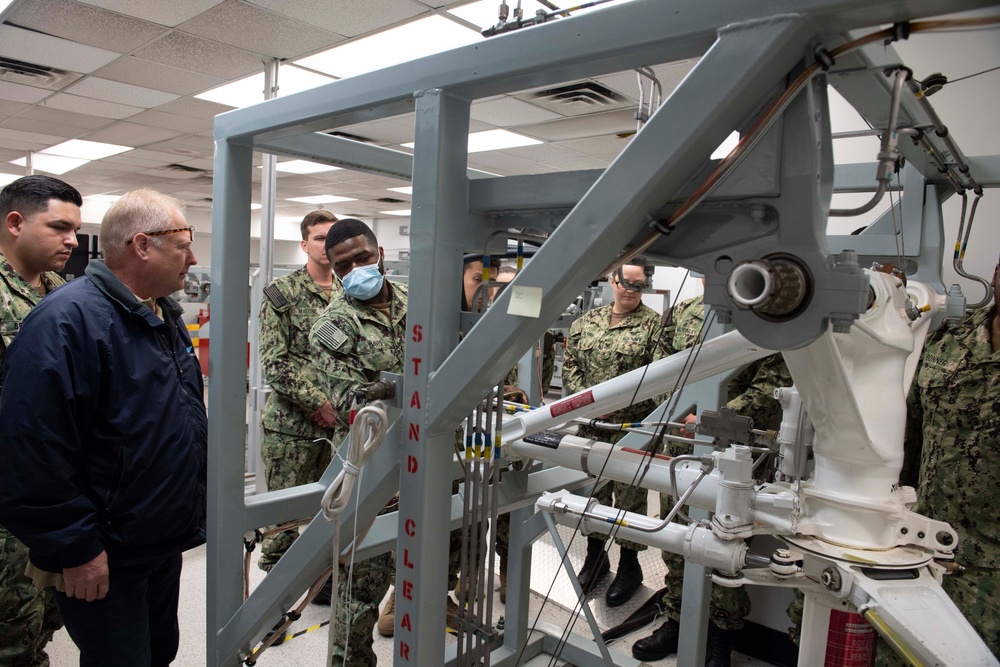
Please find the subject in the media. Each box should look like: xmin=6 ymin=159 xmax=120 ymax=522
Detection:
xmin=0 ymin=189 xmax=206 ymax=667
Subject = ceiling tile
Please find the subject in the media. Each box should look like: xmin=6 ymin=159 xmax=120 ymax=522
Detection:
xmin=558 ymin=135 xmax=630 ymax=160
xmin=248 ymin=0 xmax=426 ymax=38
xmin=0 ymin=128 xmax=71 ymax=146
xmin=179 ymin=0 xmax=343 ymax=60
xmin=0 ymin=137 xmax=50 ymax=152
xmin=92 ymin=57 xmax=225 ymax=97
xmin=594 ymin=59 xmax=697 ymax=100
xmin=466 ymin=151 xmax=539 ymax=172
xmin=153 ymin=97 xmax=231 ymax=121
xmin=0 ymin=148 xmax=26 ymax=162
xmin=0 ymin=80 xmax=53 ymax=104
xmin=75 ymin=0 xmax=225 ymax=27
xmin=6 ymin=0 xmax=167 ymax=53
xmin=43 ymin=93 xmax=144 ymax=119
xmin=0 ymin=100 xmax=31 ymax=119
xmin=1 ymin=117 xmax=90 ymax=140
xmin=23 ymin=107 xmax=115 ymax=130
xmin=82 ymin=121 xmax=184 ymax=146
xmin=150 ymin=134 xmax=215 ymax=157
xmin=140 ymin=139 xmax=211 ymax=160
xmin=177 ymin=157 xmax=215 ymax=170
xmin=517 ymin=109 xmax=636 ymax=142
xmin=101 ymin=154 xmax=173 ymax=168
xmin=471 ymin=97 xmax=563 ymax=126
xmin=132 ymin=32 xmax=263 ymax=80
xmin=538 ymin=155 xmax=611 ymax=171
xmin=65 ymin=77 xmax=180 ymax=108
xmin=128 ymin=109 xmax=214 ymax=133
xmin=129 ymin=148 xmax=202 ymax=162
xmin=0 ymin=25 xmax=120 ymax=74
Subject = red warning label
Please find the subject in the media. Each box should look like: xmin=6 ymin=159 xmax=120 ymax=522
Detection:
xmin=549 ymin=390 xmax=595 ymax=418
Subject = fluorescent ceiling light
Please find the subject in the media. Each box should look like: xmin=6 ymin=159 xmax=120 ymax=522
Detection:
xmin=83 ymin=194 xmax=121 ymax=202
xmin=0 ymin=172 xmax=21 ymax=186
xmin=710 ymin=131 xmax=740 ymax=160
xmin=44 ymin=139 xmax=131 ymax=160
xmin=250 ymin=202 xmax=262 ymax=210
xmin=381 ymin=209 xmax=411 ymax=216
xmin=196 ymin=64 xmax=335 ymax=108
xmin=0 ymin=0 xmax=16 ymax=16
xmin=287 ymin=195 xmax=357 ymax=204
xmin=273 ymin=160 xmax=341 ymax=174
xmin=388 ymin=186 xmax=413 ymax=195
xmin=11 ymin=155 xmax=89 ymax=175
xmin=467 ymin=129 xmax=542 ymax=152
xmin=295 ymin=15 xmax=480 ymax=79
xmin=402 ymin=129 xmax=541 ymax=153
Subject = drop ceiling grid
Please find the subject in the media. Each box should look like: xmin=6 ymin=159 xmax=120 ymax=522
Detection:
xmin=5 ymin=0 xmax=168 ymax=52
xmin=177 ymin=0 xmax=345 ymax=60
xmin=91 ymin=57 xmax=228 ymax=97
xmin=73 ymin=0 xmax=227 ymax=27
xmin=248 ymin=0 xmax=429 ymax=38
xmin=83 ymin=122 xmax=185 ymax=147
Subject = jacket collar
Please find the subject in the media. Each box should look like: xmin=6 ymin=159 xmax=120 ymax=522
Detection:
xmin=85 ymin=259 xmax=183 ymax=324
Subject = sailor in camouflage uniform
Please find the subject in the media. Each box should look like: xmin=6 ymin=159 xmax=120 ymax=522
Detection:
xmin=257 ymin=210 xmax=340 ymax=573
xmin=881 ymin=261 xmax=1000 ymax=660
xmin=634 ymin=293 xmax=791 ymax=665
xmin=0 ymin=175 xmax=82 ymax=667
xmin=563 ymin=264 xmax=670 ymax=608
xmin=310 ymin=219 xmax=402 ymax=667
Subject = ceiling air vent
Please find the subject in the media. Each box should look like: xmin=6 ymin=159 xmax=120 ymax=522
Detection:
xmin=516 ymin=81 xmax=631 ymax=117
xmin=374 ymin=197 xmax=406 ymax=204
xmin=0 ymin=56 xmax=82 ymax=91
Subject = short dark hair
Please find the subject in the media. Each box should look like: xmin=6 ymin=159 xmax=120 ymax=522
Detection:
xmin=324 ymin=218 xmax=377 ymax=254
xmin=0 ymin=175 xmax=83 ymax=221
xmin=300 ymin=210 xmax=338 ymax=240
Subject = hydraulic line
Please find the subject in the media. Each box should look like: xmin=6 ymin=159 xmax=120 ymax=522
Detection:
xmin=830 ymin=68 xmax=908 ymax=217
xmin=952 ymin=192 xmax=993 ymax=309
xmin=905 ymin=77 xmax=984 ymax=196
xmin=608 ymin=15 xmax=1000 ymax=274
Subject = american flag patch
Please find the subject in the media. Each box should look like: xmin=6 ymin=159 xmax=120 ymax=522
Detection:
xmin=263 ymin=283 xmax=288 ymax=309
xmin=315 ymin=321 xmax=348 ymax=351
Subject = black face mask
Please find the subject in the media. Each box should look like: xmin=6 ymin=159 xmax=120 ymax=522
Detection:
xmin=615 ymin=267 xmax=644 ymax=292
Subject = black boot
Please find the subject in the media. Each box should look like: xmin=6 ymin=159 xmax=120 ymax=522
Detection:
xmin=605 ymin=548 xmax=643 ymax=607
xmin=705 ymin=622 xmax=732 ymax=667
xmin=576 ymin=537 xmax=610 ymax=595
xmin=631 ymin=619 xmax=680 ymax=661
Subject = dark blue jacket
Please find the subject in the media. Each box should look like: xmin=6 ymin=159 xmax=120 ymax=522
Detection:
xmin=0 ymin=260 xmax=207 ymax=572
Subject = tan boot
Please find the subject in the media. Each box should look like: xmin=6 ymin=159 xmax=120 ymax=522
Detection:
xmin=377 ymin=589 xmax=395 ymax=637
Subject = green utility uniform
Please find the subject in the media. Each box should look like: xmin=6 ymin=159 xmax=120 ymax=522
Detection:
xmin=894 ymin=306 xmax=999 ymax=657
xmin=661 ymin=295 xmax=790 ymax=632
xmin=563 ymin=302 xmax=670 ymax=552
xmin=0 ymin=252 xmax=64 ymax=667
xmin=310 ymin=281 xmax=407 ymax=667
xmin=257 ymin=268 xmax=340 ymax=570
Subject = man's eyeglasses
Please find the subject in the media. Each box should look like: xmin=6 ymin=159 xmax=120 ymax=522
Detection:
xmin=126 ymin=226 xmax=195 ymax=244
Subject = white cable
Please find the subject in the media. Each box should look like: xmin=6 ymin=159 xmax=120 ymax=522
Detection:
xmin=320 ymin=400 xmax=389 ymax=666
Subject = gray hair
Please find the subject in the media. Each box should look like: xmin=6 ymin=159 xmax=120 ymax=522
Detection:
xmin=102 ymin=189 xmax=185 ymax=265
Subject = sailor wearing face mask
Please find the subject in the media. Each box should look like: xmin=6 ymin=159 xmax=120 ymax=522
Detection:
xmin=309 ymin=218 xmax=403 ymax=666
